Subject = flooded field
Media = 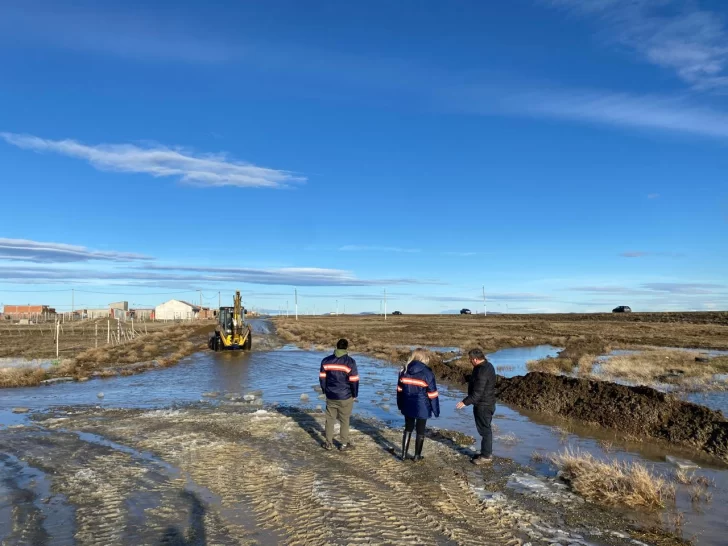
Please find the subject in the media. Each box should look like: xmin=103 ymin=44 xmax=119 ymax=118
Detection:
xmin=1 ymin=325 xmax=726 ymax=544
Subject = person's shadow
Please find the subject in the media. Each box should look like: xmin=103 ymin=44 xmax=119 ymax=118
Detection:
xmin=158 ymin=490 xmax=207 ymax=546
xmin=274 ymin=405 xmax=326 ymax=445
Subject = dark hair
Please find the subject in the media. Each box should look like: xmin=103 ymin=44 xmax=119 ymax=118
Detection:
xmin=336 ymin=339 xmax=349 ymax=350
xmin=468 ymin=348 xmax=485 ymax=361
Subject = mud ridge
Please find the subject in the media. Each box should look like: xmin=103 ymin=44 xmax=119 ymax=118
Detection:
xmin=429 ymin=360 xmax=728 ymax=462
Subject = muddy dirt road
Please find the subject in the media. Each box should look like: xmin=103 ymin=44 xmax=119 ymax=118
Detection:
xmin=1 ymin=406 xmax=680 ymax=546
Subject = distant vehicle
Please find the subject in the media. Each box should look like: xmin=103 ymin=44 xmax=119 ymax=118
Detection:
xmin=392 ymin=311 xmax=403 ymax=315
xmin=612 ymin=306 xmax=632 ymax=313
xmin=460 ymin=308 xmax=472 ymax=315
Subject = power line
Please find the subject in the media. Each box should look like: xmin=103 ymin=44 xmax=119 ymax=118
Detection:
xmin=0 ymin=288 xmax=70 ymax=293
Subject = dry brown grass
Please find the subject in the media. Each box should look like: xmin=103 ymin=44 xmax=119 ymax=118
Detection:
xmin=272 ymin=314 xmax=728 ymax=372
xmin=550 ymin=448 xmax=675 ymax=510
xmin=0 ymin=321 xmax=214 ymax=388
xmin=526 ymin=357 xmax=574 ymax=374
xmin=0 ymin=319 xmax=189 ymax=359
xmin=598 ymin=440 xmax=614 ymax=453
xmin=593 ymin=350 xmax=728 ymax=389
xmin=673 ymin=469 xmax=693 ymax=485
xmin=530 ymin=451 xmax=546 ymax=463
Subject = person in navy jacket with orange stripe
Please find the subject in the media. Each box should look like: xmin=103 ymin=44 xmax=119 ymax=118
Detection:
xmin=396 ymin=348 xmax=439 ymax=461
xmin=319 ymin=339 xmax=359 ymax=451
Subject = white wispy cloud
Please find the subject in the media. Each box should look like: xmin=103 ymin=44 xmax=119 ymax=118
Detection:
xmin=141 ymin=264 xmax=432 ymax=286
xmin=339 ymin=245 xmax=421 ymax=253
xmin=1 ymin=133 xmax=305 ymax=189
xmin=0 ymin=263 xmax=439 ymax=287
xmin=546 ymin=0 xmax=728 ymax=91
xmin=0 ymin=238 xmax=152 ymax=263
xmin=497 ymin=88 xmax=728 ymax=139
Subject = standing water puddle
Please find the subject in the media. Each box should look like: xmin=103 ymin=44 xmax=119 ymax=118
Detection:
xmin=1 ymin=341 xmax=726 ymax=544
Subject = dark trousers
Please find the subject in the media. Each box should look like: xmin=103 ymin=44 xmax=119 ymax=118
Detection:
xmin=474 ymin=405 xmax=494 ymax=457
xmin=404 ymin=416 xmax=427 ymax=435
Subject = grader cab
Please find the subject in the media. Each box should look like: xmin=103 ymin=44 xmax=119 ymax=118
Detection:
xmin=209 ymin=290 xmax=252 ymax=351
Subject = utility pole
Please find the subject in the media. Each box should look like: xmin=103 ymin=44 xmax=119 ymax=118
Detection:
xmin=286 ymin=300 xmax=289 ymax=318
xmin=199 ymin=290 xmax=202 ymax=312
xmin=71 ymin=288 xmax=74 ymax=319
xmin=218 ymin=291 xmax=221 ymax=309
xmin=482 ymin=286 xmax=487 ymax=317
xmin=384 ymin=289 xmax=387 ymax=321
xmin=295 ymin=288 xmax=298 ymax=321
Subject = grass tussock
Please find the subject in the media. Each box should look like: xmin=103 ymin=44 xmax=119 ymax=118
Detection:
xmin=595 ymin=350 xmax=728 ymax=388
xmin=530 ymin=450 xmax=546 ymax=463
xmin=550 ymin=448 xmax=675 ymax=510
xmin=526 ymin=357 xmax=574 ymax=374
xmin=0 ymin=365 xmax=49 ymax=388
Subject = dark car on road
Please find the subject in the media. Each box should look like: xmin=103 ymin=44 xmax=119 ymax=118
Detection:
xmin=392 ymin=311 xmax=403 ymax=315
xmin=612 ymin=305 xmax=632 ymax=313
xmin=460 ymin=308 xmax=472 ymax=315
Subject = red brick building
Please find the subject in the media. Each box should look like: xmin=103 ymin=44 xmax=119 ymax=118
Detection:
xmin=3 ymin=305 xmax=56 ymax=320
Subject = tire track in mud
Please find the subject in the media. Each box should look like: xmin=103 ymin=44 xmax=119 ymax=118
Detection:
xmin=0 ymin=427 xmax=250 ymax=545
xmin=40 ymin=408 xmax=521 ymax=546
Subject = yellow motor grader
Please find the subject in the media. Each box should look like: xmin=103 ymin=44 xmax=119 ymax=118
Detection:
xmin=209 ymin=290 xmax=252 ymax=351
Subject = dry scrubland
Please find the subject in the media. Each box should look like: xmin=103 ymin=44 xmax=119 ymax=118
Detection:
xmin=272 ymin=312 xmax=728 ymax=365
xmin=530 ymin=349 xmax=728 ymax=391
xmin=0 ymin=320 xmax=215 ymax=387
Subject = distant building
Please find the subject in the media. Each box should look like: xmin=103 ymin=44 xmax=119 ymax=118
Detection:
xmin=83 ymin=308 xmax=110 ymax=319
xmin=130 ymin=308 xmax=155 ymax=320
xmin=3 ymin=304 xmax=56 ymax=320
xmin=109 ymin=301 xmax=129 ymax=311
xmin=155 ymin=299 xmax=201 ymax=320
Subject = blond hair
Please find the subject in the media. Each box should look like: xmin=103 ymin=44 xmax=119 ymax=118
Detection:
xmin=407 ymin=348 xmax=431 ymax=365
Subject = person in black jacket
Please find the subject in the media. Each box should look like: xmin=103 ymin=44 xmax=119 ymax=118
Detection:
xmin=397 ymin=348 xmax=440 ymax=461
xmin=319 ymin=339 xmax=359 ymax=451
xmin=456 ymin=348 xmax=496 ymax=465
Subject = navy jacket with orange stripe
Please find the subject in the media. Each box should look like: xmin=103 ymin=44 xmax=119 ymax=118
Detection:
xmin=396 ymin=360 xmax=440 ymax=419
xmin=319 ymin=353 xmax=359 ymax=400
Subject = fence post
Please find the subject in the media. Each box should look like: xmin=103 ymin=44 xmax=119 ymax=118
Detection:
xmin=56 ymin=321 xmax=60 ymax=358
xmin=95 ymin=322 xmax=98 ymax=348
xmin=107 ymin=320 xmax=110 ymax=344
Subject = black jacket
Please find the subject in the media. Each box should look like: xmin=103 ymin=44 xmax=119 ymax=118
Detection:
xmin=462 ymin=360 xmax=496 ymax=409
xmin=319 ymin=353 xmax=359 ymax=400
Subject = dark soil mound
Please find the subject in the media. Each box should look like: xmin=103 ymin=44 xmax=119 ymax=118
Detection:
xmin=495 ymin=372 xmax=728 ymax=462
xmin=430 ymin=358 xmax=728 ymax=461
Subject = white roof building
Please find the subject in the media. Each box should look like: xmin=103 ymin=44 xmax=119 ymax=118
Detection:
xmin=155 ymin=299 xmax=200 ymax=321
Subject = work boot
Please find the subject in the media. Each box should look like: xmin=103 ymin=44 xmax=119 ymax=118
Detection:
xmin=339 ymin=442 xmax=353 ymax=452
xmin=322 ymin=441 xmax=333 ymax=451
xmin=471 ymin=454 xmax=493 ymax=466
xmin=401 ymin=431 xmax=412 ymax=461
xmin=413 ymin=436 xmax=425 ymax=462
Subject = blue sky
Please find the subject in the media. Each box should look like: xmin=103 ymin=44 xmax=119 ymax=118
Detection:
xmin=0 ymin=0 xmax=726 ymax=314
